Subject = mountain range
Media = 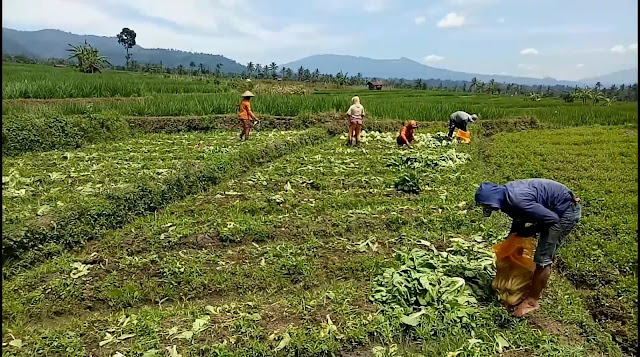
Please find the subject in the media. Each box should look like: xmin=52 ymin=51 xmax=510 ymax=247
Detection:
xmin=1 ymin=28 xmax=246 ymax=73
xmin=283 ymin=55 xmax=637 ymax=87
xmin=2 ymin=27 xmax=637 ymax=86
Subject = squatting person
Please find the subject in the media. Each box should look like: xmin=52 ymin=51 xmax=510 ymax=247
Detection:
xmin=238 ymin=91 xmax=258 ymax=140
xmin=448 ymin=111 xmax=478 ymax=138
xmin=474 ymin=178 xmax=581 ymax=317
xmin=397 ymin=120 xmax=419 ymax=148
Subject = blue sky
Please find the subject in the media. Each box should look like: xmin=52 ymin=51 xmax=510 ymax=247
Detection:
xmin=2 ymin=0 xmax=637 ymax=80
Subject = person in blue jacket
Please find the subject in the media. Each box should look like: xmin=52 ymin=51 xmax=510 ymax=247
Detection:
xmin=475 ymin=178 xmax=581 ymax=317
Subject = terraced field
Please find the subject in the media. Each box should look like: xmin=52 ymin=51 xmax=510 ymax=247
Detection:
xmin=2 ymin=64 xmax=637 ymax=357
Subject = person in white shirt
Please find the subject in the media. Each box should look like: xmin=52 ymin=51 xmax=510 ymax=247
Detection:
xmin=346 ymin=96 xmax=365 ymax=146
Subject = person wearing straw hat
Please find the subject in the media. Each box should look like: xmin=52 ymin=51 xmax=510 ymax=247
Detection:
xmin=447 ymin=111 xmax=478 ymax=138
xmin=238 ymin=91 xmax=258 ymax=140
xmin=345 ymin=95 xmax=365 ymax=146
xmin=397 ymin=120 xmax=419 ymax=148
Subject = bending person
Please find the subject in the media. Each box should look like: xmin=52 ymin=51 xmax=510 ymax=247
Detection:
xmin=397 ymin=121 xmax=419 ymax=148
xmin=448 ymin=111 xmax=477 ymax=138
xmin=475 ymin=178 xmax=581 ymax=317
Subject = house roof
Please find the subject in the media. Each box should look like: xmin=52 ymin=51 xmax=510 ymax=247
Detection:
xmin=367 ymin=81 xmax=383 ymax=85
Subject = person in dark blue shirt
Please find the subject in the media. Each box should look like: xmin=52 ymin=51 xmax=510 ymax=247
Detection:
xmin=475 ymin=178 xmax=581 ymax=317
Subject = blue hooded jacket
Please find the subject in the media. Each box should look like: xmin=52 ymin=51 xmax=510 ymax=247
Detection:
xmin=475 ymin=179 xmax=574 ymax=232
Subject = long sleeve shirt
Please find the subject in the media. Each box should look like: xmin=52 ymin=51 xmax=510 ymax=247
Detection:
xmin=238 ymin=99 xmax=257 ymax=120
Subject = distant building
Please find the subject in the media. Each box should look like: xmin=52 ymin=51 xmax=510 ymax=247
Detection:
xmin=367 ymin=81 xmax=383 ymax=90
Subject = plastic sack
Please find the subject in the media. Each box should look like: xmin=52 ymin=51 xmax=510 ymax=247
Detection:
xmin=491 ymin=234 xmax=536 ymax=307
xmin=455 ymin=129 xmax=471 ymax=143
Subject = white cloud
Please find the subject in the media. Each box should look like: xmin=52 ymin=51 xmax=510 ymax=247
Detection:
xmin=497 ymin=18 xmax=505 ymax=23
xmin=424 ymin=55 xmax=444 ymax=63
xmin=437 ymin=13 xmax=465 ymax=28
xmin=447 ymin=0 xmax=497 ymax=6
xmin=611 ymin=44 xmax=627 ymax=53
xmin=363 ymin=0 xmax=388 ymax=12
xmin=520 ymin=48 xmax=539 ymax=55
xmin=576 ymin=64 xmax=584 ymax=69
xmin=1 ymin=0 xmax=351 ymax=64
xmin=610 ymin=43 xmax=638 ymax=54
xmin=414 ymin=16 xmax=426 ymax=25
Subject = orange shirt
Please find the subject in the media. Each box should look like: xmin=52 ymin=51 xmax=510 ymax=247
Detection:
xmin=238 ymin=99 xmax=257 ymax=120
xmin=398 ymin=125 xmax=415 ymax=143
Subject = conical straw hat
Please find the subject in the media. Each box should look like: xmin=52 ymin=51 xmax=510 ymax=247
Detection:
xmin=241 ymin=91 xmax=255 ymax=97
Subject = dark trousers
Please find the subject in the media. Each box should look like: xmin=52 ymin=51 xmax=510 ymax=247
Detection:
xmin=448 ymin=119 xmax=467 ymax=137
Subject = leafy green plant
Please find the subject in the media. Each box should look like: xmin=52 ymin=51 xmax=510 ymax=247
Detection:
xmin=67 ymin=43 xmax=110 ymax=73
xmin=370 ymin=238 xmax=495 ymax=326
xmin=394 ymin=172 xmax=421 ymax=194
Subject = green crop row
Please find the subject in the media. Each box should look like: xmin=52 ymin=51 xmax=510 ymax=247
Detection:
xmin=2 ymin=111 xmax=133 ymax=156
xmin=4 ymin=92 xmax=637 ymax=127
xmin=2 ymin=63 xmax=239 ymax=99
xmin=2 ymin=128 xmax=329 ymax=267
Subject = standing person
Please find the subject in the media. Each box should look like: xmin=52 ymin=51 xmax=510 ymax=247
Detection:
xmin=397 ymin=120 xmax=419 ymax=148
xmin=474 ymin=178 xmax=581 ymax=317
xmin=238 ymin=91 xmax=258 ymax=140
xmin=448 ymin=111 xmax=478 ymax=138
xmin=346 ymin=96 xmax=365 ymax=146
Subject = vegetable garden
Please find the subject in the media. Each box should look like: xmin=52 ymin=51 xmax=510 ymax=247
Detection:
xmin=2 ymin=64 xmax=637 ymax=357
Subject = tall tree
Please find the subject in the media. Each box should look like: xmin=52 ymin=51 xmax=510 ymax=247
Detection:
xmin=246 ymin=62 xmax=254 ymax=77
xmin=595 ymin=81 xmax=602 ymax=91
xmin=269 ymin=62 xmax=278 ymax=76
xmin=116 ymin=28 xmax=137 ymax=67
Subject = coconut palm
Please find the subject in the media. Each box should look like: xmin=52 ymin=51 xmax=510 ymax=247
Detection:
xmin=246 ymin=62 xmax=254 ymax=77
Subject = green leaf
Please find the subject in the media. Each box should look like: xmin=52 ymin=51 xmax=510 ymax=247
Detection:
xmin=192 ymin=316 xmax=210 ymax=332
xmin=8 ymin=339 xmax=23 ymax=348
xmin=117 ymin=333 xmax=135 ymax=340
xmin=142 ymin=350 xmax=161 ymax=357
xmin=166 ymin=345 xmax=182 ymax=357
xmin=174 ymin=330 xmax=193 ymax=340
xmin=273 ymin=332 xmax=291 ymax=352
xmin=400 ymin=309 xmax=426 ymax=326
xmin=495 ymin=334 xmax=510 ymax=353
xmin=99 ymin=333 xmax=115 ymax=347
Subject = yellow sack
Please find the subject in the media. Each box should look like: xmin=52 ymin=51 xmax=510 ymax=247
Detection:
xmin=455 ymin=129 xmax=471 ymax=143
xmin=491 ymin=234 xmax=536 ymax=307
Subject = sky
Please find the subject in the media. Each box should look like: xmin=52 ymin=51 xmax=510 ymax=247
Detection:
xmin=2 ymin=0 xmax=638 ymax=80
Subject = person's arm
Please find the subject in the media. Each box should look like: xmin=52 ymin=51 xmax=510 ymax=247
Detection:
xmin=514 ymin=198 xmax=560 ymax=225
xmin=399 ymin=128 xmax=411 ymax=148
xmin=246 ymin=102 xmax=257 ymax=120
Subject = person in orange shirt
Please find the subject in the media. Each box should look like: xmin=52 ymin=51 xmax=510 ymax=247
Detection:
xmin=238 ymin=91 xmax=258 ymax=140
xmin=397 ymin=120 xmax=419 ymax=148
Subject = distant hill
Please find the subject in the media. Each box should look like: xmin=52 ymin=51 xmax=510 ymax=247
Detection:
xmin=2 ymin=27 xmax=245 ymax=73
xmin=283 ymin=54 xmax=588 ymax=86
xmin=579 ymin=68 xmax=638 ymax=87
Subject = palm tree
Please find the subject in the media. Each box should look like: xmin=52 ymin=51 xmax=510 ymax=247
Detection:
xmin=215 ymin=63 xmax=223 ymax=75
xmin=595 ymin=82 xmax=602 ymax=92
xmin=469 ymin=77 xmax=478 ymax=92
xmin=269 ymin=62 xmax=278 ymax=76
xmin=246 ymin=62 xmax=254 ymax=77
